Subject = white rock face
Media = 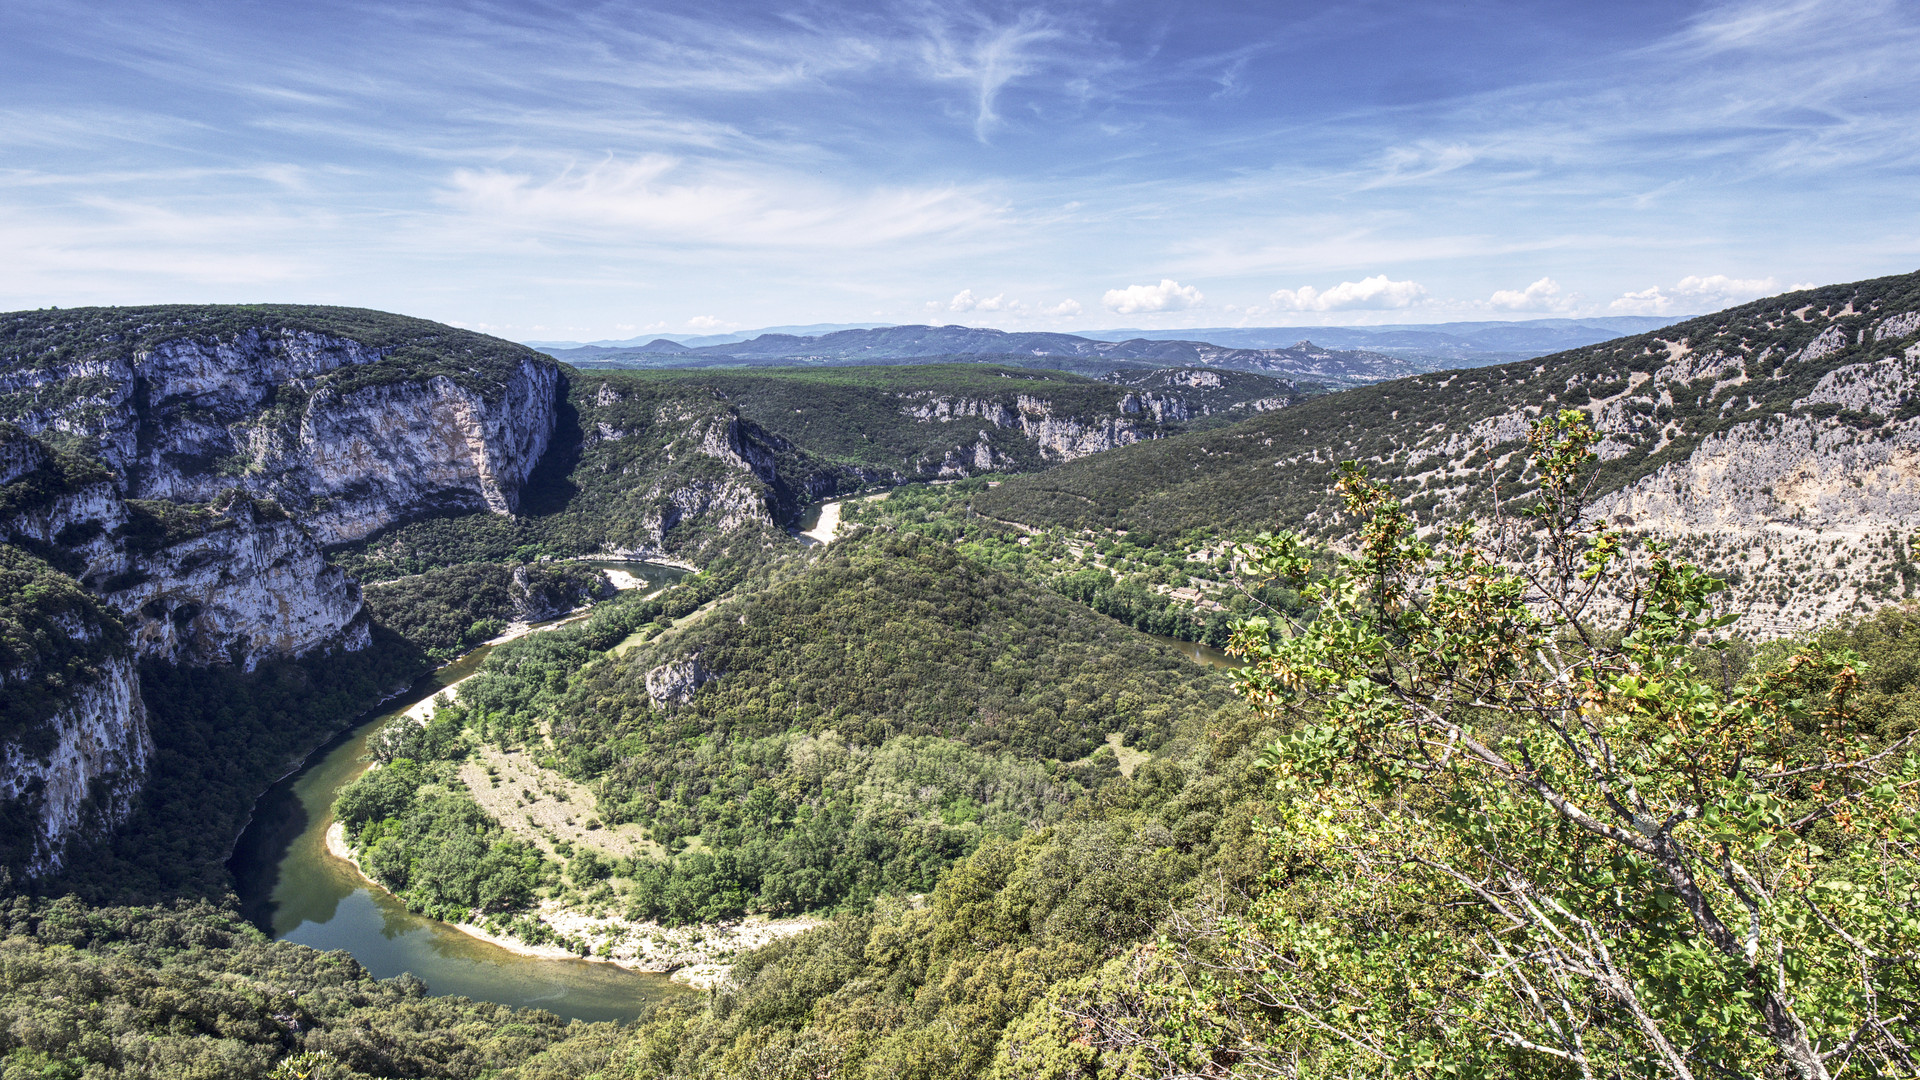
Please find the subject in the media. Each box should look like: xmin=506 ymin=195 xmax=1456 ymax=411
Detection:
xmin=1370 ymin=292 xmax=1920 ymax=634
xmin=646 ymin=656 xmax=713 ymax=706
xmin=0 ymin=653 xmax=150 ymax=876
xmin=0 ymin=321 xmax=563 ymax=875
xmin=1 ymin=478 xmax=127 ymax=582
xmin=266 ymin=366 xmax=558 ymax=545
xmin=896 ymin=391 xmax=1159 ymax=476
xmin=1 ymin=330 xmax=558 ymax=546
xmin=107 ymin=502 xmax=370 ymax=670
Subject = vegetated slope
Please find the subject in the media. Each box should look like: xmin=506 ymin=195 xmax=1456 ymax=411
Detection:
xmin=0 ymin=896 xmax=593 ymax=1078
xmin=449 ymin=531 xmax=1241 ymax=926
xmin=978 ymin=269 xmax=1920 ymax=631
xmin=360 ymin=561 xmax=614 ymax=658
xmin=333 ymin=363 xmax=1300 ymax=579
xmin=539 ymin=323 xmax=1418 ymax=384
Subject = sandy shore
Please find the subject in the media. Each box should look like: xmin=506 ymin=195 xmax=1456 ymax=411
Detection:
xmin=318 ymin=581 xmax=823 ymax=990
xmin=800 ymin=500 xmax=844 ymax=545
xmin=323 ymin=824 xmax=816 ymax=988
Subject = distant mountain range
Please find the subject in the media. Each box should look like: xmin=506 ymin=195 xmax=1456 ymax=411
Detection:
xmin=1070 ymin=316 xmax=1684 ymax=361
xmin=530 ymin=324 xmax=1432 ymax=385
xmin=524 ymin=315 xmax=1686 ymax=368
xmin=522 ymin=322 xmax=893 ymax=350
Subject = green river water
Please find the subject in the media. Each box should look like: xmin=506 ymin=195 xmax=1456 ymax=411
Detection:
xmin=227 ymin=561 xmax=1230 ymax=1023
xmin=229 ymin=563 xmax=689 ymax=1023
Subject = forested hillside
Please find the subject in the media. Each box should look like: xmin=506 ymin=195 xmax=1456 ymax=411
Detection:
xmin=978 ymin=270 xmax=1920 ymax=630
xmin=347 ymin=532 xmax=1241 ymax=941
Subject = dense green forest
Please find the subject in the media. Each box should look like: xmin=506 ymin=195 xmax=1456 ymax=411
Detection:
xmin=838 ymin=481 xmax=1309 ymax=646
xmin=0 ymin=896 xmax=589 ymax=1079
xmin=439 ymin=531 xmax=1239 ymax=925
xmin=360 ymin=560 xmax=613 ymax=658
xmin=335 ymin=757 xmax=549 ymax=922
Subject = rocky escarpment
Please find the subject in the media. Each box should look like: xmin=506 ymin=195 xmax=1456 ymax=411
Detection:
xmin=3 ymin=423 xmax=365 ymax=671
xmin=897 ymin=367 xmax=1302 ymax=479
xmin=0 ymin=548 xmax=150 ymax=876
xmin=575 ymin=382 xmax=849 ymax=560
xmin=1 ymin=318 xmax=557 ymax=546
xmin=976 ymin=270 xmax=1920 ymax=637
xmin=104 ymin=495 xmax=369 ymax=669
xmin=0 ymin=306 xmax=566 ymax=875
xmin=1379 ymin=275 xmax=1920 ymax=632
xmin=0 ymin=654 xmax=149 ymax=876
xmin=898 ymin=391 xmax=1152 ymax=477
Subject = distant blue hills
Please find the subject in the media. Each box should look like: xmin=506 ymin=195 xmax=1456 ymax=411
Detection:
xmin=1069 ymin=316 xmax=1684 ymax=359
xmin=520 ymin=314 xmax=1689 ymax=385
xmin=525 ymin=315 xmax=1683 ymax=365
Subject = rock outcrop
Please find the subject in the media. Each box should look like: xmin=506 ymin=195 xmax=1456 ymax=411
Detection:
xmin=0 ymin=548 xmax=150 ymax=876
xmin=898 ymin=392 xmax=1157 ymax=477
xmin=2 ymin=327 xmax=557 ymax=546
xmin=103 ymin=496 xmax=370 ymax=670
xmin=0 ymin=307 xmax=566 ymax=875
xmin=1375 ymin=276 xmax=1920 ymax=632
xmin=645 ymin=655 xmax=714 ymax=706
xmin=0 ymin=653 xmax=149 ymax=876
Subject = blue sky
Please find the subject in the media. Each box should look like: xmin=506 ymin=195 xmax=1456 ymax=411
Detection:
xmin=3 ymin=0 xmax=1917 ymax=340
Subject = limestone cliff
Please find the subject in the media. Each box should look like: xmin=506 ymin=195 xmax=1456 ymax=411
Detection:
xmin=2 ymin=321 xmax=556 ymax=546
xmin=897 ymin=392 xmax=1155 ymax=474
xmin=0 ymin=306 xmax=565 ymax=874
xmin=0 ymin=654 xmax=149 ymax=876
xmin=1376 ymin=275 xmax=1920 ymax=632
xmin=893 ymin=366 xmax=1300 ymax=479
xmin=572 ymin=383 xmax=845 ymax=561
xmin=0 ymin=548 xmax=149 ymax=876
xmin=101 ymin=495 xmax=370 ymax=669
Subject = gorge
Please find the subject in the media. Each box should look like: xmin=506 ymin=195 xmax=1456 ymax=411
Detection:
xmin=6 ymin=275 xmax=1920 ymax=1078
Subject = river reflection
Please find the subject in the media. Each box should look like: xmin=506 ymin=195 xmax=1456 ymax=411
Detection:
xmin=1144 ymin=633 xmax=1236 ymax=670
xmin=229 ymin=563 xmax=689 ymax=1023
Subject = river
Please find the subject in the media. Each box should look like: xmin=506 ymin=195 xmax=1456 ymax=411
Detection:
xmin=228 ymin=562 xmax=690 ymax=1024
xmin=226 ymin=559 xmax=1231 ymax=1023
xmin=1144 ymin=633 xmax=1236 ymax=669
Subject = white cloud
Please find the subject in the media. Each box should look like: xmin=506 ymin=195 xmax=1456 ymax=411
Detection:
xmin=1607 ymin=274 xmax=1799 ymax=315
xmin=1269 ymin=275 xmax=1427 ymax=312
xmin=1041 ymin=298 xmax=1082 ymax=317
xmin=1103 ymin=279 xmax=1203 ymax=314
xmin=686 ymin=315 xmax=725 ymax=329
xmin=440 ymin=157 xmax=1003 ymax=250
xmin=949 ymin=288 xmax=1011 ymax=312
xmin=1489 ymin=276 xmax=1576 ymax=313
xmin=919 ymin=11 xmax=1062 ymax=142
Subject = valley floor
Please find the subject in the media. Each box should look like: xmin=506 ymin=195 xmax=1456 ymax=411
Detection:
xmin=322 ymin=819 xmax=819 ymax=987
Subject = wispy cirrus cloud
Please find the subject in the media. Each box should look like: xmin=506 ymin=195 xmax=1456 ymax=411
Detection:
xmin=439 ymin=156 xmax=1008 ymax=250
xmin=1 ymin=0 xmax=1916 ymax=333
xmin=917 ymin=8 xmax=1069 ymax=141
